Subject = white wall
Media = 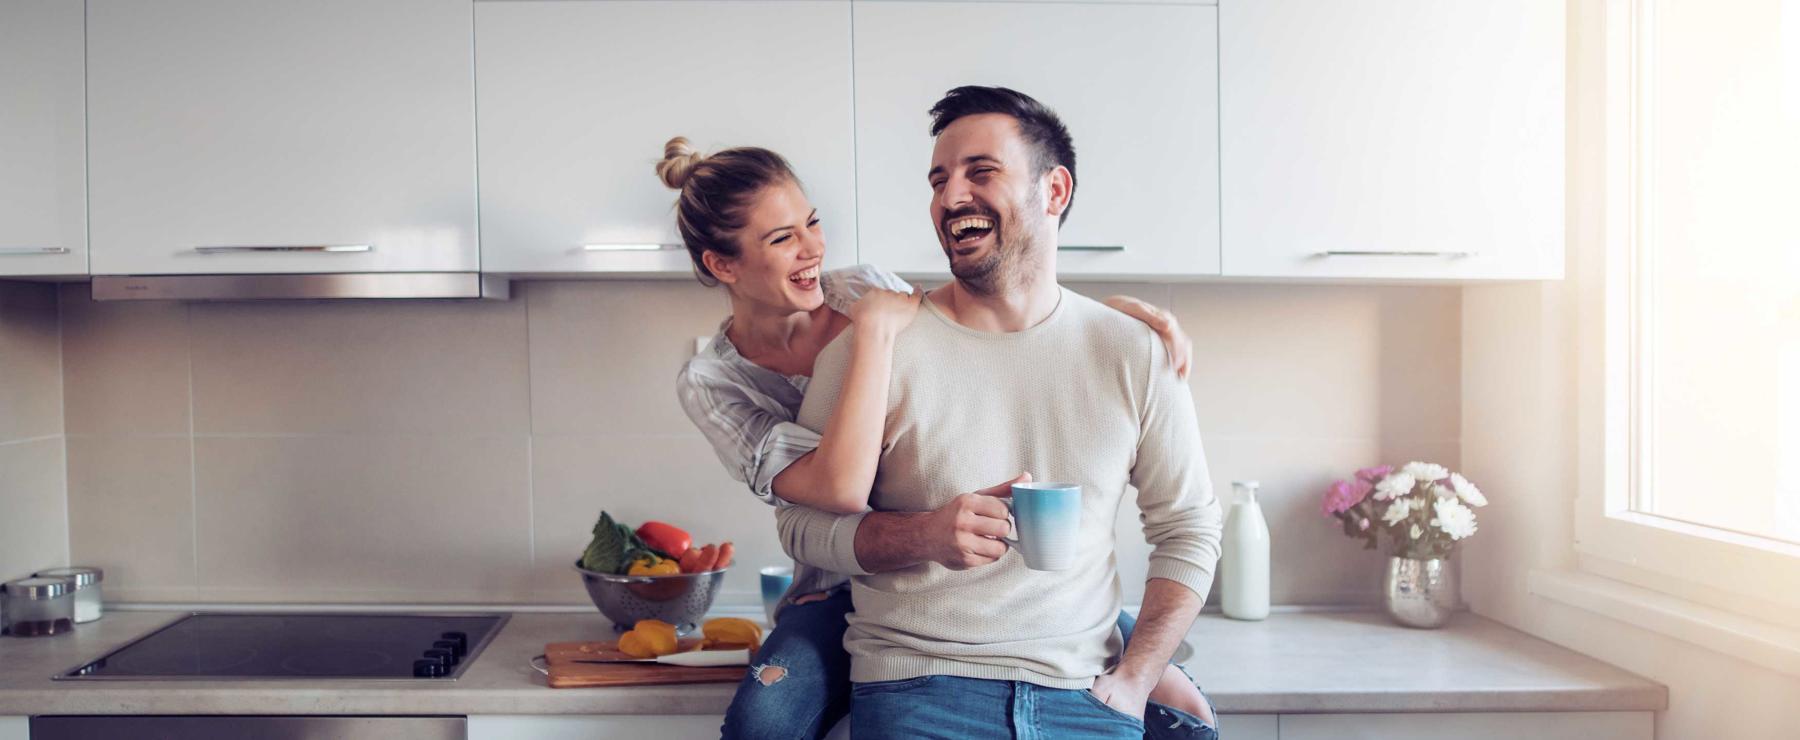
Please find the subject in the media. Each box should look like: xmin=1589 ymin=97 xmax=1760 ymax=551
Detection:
xmin=54 ymin=279 xmax=1460 ymax=608
xmin=1459 ymin=2 xmax=1800 ymax=738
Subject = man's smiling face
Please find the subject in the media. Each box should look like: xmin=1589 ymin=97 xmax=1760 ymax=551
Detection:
xmin=927 ymin=113 xmax=1048 ymax=294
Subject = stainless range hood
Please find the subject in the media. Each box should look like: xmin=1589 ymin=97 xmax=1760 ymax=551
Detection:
xmin=90 ymin=273 xmax=511 ymax=301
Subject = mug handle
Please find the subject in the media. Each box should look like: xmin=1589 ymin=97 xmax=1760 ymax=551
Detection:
xmin=999 ymin=498 xmax=1022 ymax=551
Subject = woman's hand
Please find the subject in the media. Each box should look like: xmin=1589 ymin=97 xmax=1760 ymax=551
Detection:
xmin=1103 ymin=295 xmax=1191 ymax=380
xmin=850 ymin=288 xmax=923 ymax=342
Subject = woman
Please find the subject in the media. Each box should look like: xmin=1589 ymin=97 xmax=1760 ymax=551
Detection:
xmin=665 ymin=137 xmax=1215 ymax=739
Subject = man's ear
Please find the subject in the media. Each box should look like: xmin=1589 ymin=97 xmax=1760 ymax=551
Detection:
xmin=701 ymin=249 xmax=739 ymax=285
xmin=1044 ymin=165 xmax=1074 ymax=218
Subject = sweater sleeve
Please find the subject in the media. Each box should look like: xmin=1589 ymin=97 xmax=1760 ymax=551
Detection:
xmin=774 ymin=503 xmax=873 ymax=576
xmin=1130 ymin=333 xmax=1224 ymax=602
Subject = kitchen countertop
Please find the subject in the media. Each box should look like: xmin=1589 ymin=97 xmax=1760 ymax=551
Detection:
xmin=0 ymin=609 xmax=1666 ymax=716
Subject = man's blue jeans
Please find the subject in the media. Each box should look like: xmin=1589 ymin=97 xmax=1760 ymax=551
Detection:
xmin=721 ymin=589 xmax=1218 ymax=739
xmin=851 ymin=674 xmax=1144 ymax=739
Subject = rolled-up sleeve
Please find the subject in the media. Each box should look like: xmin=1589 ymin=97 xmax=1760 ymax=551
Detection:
xmin=1131 ymin=333 xmax=1225 ymax=601
xmin=676 ymin=364 xmax=820 ymax=506
xmin=775 ymin=504 xmax=872 ymax=576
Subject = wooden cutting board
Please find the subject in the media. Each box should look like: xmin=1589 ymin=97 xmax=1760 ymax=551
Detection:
xmin=543 ymin=639 xmax=748 ymax=688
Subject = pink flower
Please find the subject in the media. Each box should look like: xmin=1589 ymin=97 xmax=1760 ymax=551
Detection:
xmin=1356 ymin=465 xmax=1394 ymax=484
xmin=1322 ymin=479 xmax=1373 ymax=515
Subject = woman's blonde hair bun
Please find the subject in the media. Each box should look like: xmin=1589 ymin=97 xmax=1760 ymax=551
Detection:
xmin=657 ymin=136 xmax=707 ymax=190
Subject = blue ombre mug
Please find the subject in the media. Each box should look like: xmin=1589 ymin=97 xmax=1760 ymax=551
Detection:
xmin=1003 ymin=482 xmax=1082 ymax=571
xmin=759 ymin=566 xmax=793 ymax=625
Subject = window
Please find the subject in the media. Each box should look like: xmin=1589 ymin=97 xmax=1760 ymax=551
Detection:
xmin=1550 ymin=0 xmax=1800 ymax=675
xmin=1573 ymin=0 xmax=1800 ymax=618
xmin=1625 ymin=0 xmax=1800 ymax=549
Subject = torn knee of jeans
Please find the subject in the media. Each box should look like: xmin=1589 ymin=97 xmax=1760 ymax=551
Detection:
xmin=752 ymin=664 xmax=787 ymax=686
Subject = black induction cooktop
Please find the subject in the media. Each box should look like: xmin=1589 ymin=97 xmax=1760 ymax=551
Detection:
xmin=55 ymin=612 xmax=508 ymax=681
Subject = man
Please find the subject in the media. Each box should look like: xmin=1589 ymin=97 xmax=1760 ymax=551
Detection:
xmin=777 ymin=86 xmax=1221 ymax=739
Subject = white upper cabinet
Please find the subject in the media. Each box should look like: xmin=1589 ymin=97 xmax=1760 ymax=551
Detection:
xmin=852 ymin=1 xmax=1221 ymax=278
xmin=86 ymin=0 xmax=478 ymax=276
xmin=475 ymin=1 xmax=857 ymax=276
xmin=1220 ymin=0 xmax=1565 ymax=280
xmin=0 ymin=0 xmax=86 ymax=277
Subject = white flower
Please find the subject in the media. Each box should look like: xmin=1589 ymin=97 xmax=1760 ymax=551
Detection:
xmin=1431 ymin=499 xmax=1479 ymax=540
xmin=1409 ymin=523 xmax=1423 ymax=540
xmin=1381 ymin=496 xmax=1414 ymax=525
xmin=1450 ymin=473 xmax=1487 ymax=507
xmin=1432 ymin=484 xmax=1455 ymax=499
xmin=1401 ymin=461 xmax=1449 ymax=483
xmin=1373 ymin=472 xmax=1417 ymax=501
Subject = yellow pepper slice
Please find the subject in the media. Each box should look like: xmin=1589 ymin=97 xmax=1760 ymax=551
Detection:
xmin=617 ymin=619 xmax=679 ymax=658
xmin=702 ymin=617 xmax=763 ymax=653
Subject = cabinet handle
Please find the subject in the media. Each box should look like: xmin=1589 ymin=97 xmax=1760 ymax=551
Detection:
xmin=0 ymin=247 xmax=70 ymax=255
xmin=193 ymin=244 xmax=372 ymax=253
xmin=1311 ymin=249 xmax=1477 ymax=258
xmin=582 ymin=243 xmax=684 ymax=252
xmin=1058 ymin=244 xmax=1126 ymax=252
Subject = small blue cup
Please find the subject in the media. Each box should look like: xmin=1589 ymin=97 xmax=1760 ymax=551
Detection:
xmin=759 ymin=565 xmax=793 ymax=625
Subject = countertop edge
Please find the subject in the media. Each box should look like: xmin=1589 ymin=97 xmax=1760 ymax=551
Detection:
xmin=0 ymin=610 xmax=1670 ymax=717
xmin=0 ymin=685 xmax=1671 ymax=717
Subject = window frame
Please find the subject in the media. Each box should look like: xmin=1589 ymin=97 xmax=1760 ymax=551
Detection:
xmin=1575 ymin=0 xmax=1800 ymax=618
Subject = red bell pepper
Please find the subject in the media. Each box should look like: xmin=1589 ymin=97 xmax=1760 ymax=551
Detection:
xmin=635 ymin=521 xmax=692 ymax=558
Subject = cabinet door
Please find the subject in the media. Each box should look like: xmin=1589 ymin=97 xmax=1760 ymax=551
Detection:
xmin=1217 ymin=714 xmax=1278 ymax=740
xmin=853 ymin=1 xmax=1221 ymax=278
xmin=0 ymin=0 xmax=86 ymax=277
xmin=1220 ymin=0 xmax=1564 ymax=280
xmin=1280 ymin=711 xmax=1653 ymax=740
xmin=475 ymin=1 xmax=857 ymax=276
xmin=87 ymin=0 xmax=478 ymax=275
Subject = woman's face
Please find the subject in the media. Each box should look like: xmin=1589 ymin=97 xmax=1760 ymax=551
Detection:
xmin=714 ymin=179 xmax=827 ymax=314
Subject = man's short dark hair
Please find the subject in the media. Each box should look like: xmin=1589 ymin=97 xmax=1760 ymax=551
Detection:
xmin=928 ymin=86 xmax=1077 ymax=225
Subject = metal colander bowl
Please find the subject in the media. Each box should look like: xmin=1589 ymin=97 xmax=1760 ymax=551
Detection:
xmin=573 ymin=561 xmax=727 ymax=635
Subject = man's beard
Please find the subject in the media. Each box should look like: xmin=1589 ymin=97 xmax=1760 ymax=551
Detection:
xmin=945 ymin=188 xmax=1044 ymax=297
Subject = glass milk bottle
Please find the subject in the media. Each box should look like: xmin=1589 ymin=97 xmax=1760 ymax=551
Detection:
xmin=1221 ymin=480 xmax=1271 ymax=621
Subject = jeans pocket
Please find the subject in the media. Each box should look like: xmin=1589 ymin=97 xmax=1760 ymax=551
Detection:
xmin=851 ymin=675 xmax=936 ymax=697
xmin=1147 ymin=701 xmax=1219 ymax=738
xmin=1079 ymin=689 xmax=1147 ymax=727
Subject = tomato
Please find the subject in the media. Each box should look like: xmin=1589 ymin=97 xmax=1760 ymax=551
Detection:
xmin=635 ymin=521 xmax=692 ymax=557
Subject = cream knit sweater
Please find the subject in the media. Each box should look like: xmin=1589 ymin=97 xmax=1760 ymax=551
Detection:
xmin=782 ymin=288 xmax=1222 ymax=689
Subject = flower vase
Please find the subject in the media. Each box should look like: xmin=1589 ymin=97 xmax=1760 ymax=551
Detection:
xmin=1383 ymin=556 xmax=1457 ymax=628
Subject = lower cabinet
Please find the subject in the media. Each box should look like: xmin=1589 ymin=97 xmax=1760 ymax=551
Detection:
xmin=468 ymin=715 xmax=728 ymax=739
xmin=468 ymin=711 xmax=1650 ymax=739
xmin=0 ymin=717 xmax=22 ymax=740
xmin=1279 ymin=711 xmax=1653 ymax=740
xmin=1220 ymin=714 xmax=1280 ymax=740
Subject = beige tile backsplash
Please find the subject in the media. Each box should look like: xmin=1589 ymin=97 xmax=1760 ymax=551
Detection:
xmin=0 ymin=281 xmax=66 ymax=583
xmin=527 ymin=280 xmax=733 ymax=437
xmin=192 ymin=435 xmax=532 ymax=601
xmin=0 ymin=281 xmax=62 ymax=442
xmin=64 ymin=435 xmax=196 ymax=596
xmin=59 ymin=285 xmax=191 ymax=436
xmin=188 ymin=297 xmax=532 ymax=435
xmin=50 ymin=279 xmax=1461 ymax=606
xmin=0 ymin=438 xmax=69 ymax=580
